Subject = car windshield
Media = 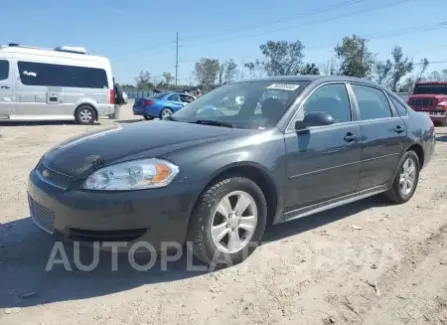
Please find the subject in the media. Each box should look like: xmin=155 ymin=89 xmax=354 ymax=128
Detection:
xmin=170 ymin=80 xmax=308 ymax=129
xmin=413 ymin=83 xmax=447 ymax=95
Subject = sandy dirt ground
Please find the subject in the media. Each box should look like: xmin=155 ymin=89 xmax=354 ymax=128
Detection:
xmin=1 ymin=104 xmax=447 ymax=325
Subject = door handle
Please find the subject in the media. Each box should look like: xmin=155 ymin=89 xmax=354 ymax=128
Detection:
xmin=1 ymin=85 xmax=10 ymax=90
xmin=344 ymin=132 xmax=357 ymax=142
xmin=394 ymin=125 xmax=404 ymax=133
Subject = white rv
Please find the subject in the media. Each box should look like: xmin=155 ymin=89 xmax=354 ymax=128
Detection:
xmin=0 ymin=43 xmax=115 ymax=124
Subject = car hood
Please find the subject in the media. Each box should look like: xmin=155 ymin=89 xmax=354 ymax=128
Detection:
xmin=43 ymin=120 xmax=252 ymax=177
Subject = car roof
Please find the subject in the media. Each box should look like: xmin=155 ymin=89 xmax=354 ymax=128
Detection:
xmin=232 ymin=75 xmax=380 ymax=87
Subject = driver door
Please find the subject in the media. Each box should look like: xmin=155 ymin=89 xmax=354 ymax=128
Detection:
xmin=283 ymin=83 xmax=361 ymax=215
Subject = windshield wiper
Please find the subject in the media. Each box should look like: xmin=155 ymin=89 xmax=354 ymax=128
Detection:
xmin=190 ymin=120 xmax=233 ymax=128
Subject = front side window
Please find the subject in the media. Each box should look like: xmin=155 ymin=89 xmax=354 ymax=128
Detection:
xmin=171 ymin=80 xmax=308 ymax=129
xmin=17 ymin=61 xmax=108 ymax=89
xmin=351 ymin=84 xmax=392 ymax=120
xmin=299 ymin=83 xmax=352 ymax=123
xmin=0 ymin=60 xmax=9 ymax=81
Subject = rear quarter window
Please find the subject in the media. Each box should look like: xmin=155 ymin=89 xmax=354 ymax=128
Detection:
xmin=389 ymin=95 xmax=409 ymax=116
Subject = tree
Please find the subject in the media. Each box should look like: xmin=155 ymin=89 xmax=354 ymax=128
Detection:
xmin=119 ymin=84 xmax=136 ymax=90
xmin=135 ymin=70 xmax=153 ymax=90
xmin=194 ymin=58 xmax=220 ymax=87
xmin=300 ymin=63 xmax=320 ymax=75
xmin=334 ymin=35 xmax=374 ymax=78
xmin=224 ymin=59 xmax=238 ymax=83
xmin=374 ymin=59 xmax=393 ymax=85
xmin=399 ymin=58 xmax=429 ymax=93
xmin=389 ymin=46 xmax=413 ymax=92
xmin=218 ymin=59 xmax=239 ymax=85
xmin=417 ymin=58 xmax=430 ymax=81
xmin=162 ymin=72 xmax=174 ymax=85
xmin=248 ymin=40 xmax=305 ymax=76
xmin=426 ymin=69 xmax=447 ymax=82
xmin=244 ymin=60 xmax=263 ymax=78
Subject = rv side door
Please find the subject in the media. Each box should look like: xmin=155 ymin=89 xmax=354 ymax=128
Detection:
xmin=0 ymin=58 xmax=15 ymax=118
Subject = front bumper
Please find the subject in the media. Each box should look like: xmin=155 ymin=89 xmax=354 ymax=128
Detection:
xmin=27 ymin=169 xmax=198 ymax=251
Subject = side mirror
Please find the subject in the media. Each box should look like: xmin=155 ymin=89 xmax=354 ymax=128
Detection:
xmin=295 ymin=111 xmax=335 ymax=131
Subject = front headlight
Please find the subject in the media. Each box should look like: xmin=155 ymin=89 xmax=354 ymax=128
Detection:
xmin=82 ymin=158 xmax=180 ymax=191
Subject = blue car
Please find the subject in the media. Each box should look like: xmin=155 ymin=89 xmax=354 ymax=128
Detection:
xmin=133 ymin=92 xmax=195 ymax=120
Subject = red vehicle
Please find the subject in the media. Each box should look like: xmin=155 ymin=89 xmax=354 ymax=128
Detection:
xmin=407 ymin=81 xmax=447 ymax=126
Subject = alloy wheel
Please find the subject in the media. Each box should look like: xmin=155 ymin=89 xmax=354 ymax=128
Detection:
xmin=211 ymin=191 xmax=258 ymax=254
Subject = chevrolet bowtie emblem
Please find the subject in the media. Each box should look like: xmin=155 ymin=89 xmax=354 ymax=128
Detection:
xmin=42 ymin=169 xmax=50 ymax=178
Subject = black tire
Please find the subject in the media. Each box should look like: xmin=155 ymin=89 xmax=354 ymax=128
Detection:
xmin=187 ymin=177 xmax=268 ymax=267
xmin=144 ymin=115 xmax=153 ymax=120
xmin=384 ymin=150 xmax=420 ymax=204
xmin=159 ymin=108 xmax=173 ymax=119
xmin=75 ymin=105 xmax=96 ymax=125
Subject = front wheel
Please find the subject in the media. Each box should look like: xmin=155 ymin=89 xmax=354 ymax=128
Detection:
xmin=160 ymin=108 xmax=173 ymax=119
xmin=188 ymin=177 xmax=267 ymax=266
xmin=384 ymin=150 xmax=420 ymax=203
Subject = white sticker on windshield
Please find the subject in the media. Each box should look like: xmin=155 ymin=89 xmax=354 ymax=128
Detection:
xmin=266 ymin=83 xmax=300 ymax=91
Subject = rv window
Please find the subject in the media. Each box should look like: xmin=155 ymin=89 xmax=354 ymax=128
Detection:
xmin=17 ymin=61 xmax=108 ymax=89
xmin=0 ymin=60 xmax=9 ymax=81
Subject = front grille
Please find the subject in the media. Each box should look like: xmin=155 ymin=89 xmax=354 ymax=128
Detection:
xmin=68 ymin=228 xmax=147 ymax=242
xmin=411 ymin=98 xmax=433 ymax=106
xmin=29 ymin=196 xmax=55 ymax=234
xmin=36 ymin=163 xmax=73 ymax=189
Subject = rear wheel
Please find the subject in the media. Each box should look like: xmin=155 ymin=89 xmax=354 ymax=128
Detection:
xmin=160 ymin=108 xmax=173 ymax=119
xmin=144 ymin=115 xmax=153 ymax=120
xmin=188 ymin=177 xmax=267 ymax=267
xmin=75 ymin=105 xmax=96 ymax=125
xmin=384 ymin=150 xmax=420 ymax=204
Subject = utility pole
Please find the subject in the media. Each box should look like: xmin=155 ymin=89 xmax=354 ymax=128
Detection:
xmin=175 ymin=32 xmax=179 ymax=87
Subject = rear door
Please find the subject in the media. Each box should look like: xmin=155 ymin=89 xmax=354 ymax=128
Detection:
xmin=0 ymin=58 xmax=14 ymax=117
xmin=348 ymin=83 xmax=406 ymax=191
xmin=284 ymin=82 xmax=361 ymax=214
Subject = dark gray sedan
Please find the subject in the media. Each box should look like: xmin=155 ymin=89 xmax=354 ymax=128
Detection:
xmin=28 ymin=76 xmax=436 ymax=265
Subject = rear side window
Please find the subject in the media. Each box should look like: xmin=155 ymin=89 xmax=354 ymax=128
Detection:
xmin=0 ymin=60 xmax=9 ymax=81
xmin=389 ymin=95 xmax=408 ymax=116
xmin=17 ymin=61 xmax=108 ymax=89
xmin=168 ymin=94 xmax=180 ymax=101
xmin=351 ymin=85 xmax=392 ymax=120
